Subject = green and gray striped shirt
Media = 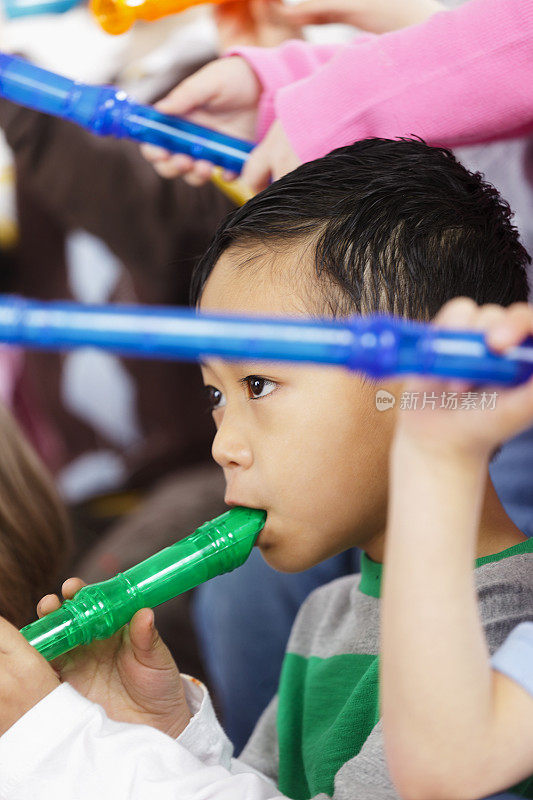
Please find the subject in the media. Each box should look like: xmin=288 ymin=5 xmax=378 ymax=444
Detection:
xmin=242 ymin=539 xmax=533 ymax=800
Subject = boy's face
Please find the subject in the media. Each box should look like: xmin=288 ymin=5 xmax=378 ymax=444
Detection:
xmin=199 ymin=250 xmax=398 ymax=571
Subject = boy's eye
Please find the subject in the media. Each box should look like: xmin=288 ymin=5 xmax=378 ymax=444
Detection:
xmin=243 ymin=376 xmax=277 ymax=400
xmin=205 ymin=385 xmax=226 ymax=409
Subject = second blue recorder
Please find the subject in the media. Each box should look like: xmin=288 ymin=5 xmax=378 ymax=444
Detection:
xmin=0 ymin=53 xmax=254 ymax=173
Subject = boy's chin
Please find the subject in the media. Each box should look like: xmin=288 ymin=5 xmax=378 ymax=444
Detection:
xmin=257 ymin=540 xmax=327 ymax=574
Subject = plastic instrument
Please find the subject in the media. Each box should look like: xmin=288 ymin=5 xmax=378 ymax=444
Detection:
xmin=91 ymin=0 xmax=235 ymax=35
xmin=0 ymin=53 xmax=254 ymax=173
xmin=3 ymin=0 xmax=81 ymax=17
xmin=211 ymin=166 xmax=253 ymax=206
xmin=20 ymin=507 xmax=266 ymax=661
xmin=0 ymin=295 xmax=532 ymax=385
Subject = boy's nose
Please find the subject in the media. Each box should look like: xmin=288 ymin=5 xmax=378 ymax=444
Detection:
xmin=211 ymin=418 xmax=253 ymax=470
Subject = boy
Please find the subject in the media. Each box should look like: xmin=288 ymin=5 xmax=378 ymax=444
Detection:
xmin=0 ymin=138 xmax=532 ymax=800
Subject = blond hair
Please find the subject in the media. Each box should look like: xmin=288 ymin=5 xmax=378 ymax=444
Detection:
xmin=0 ymin=403 xmax=71 ymax=627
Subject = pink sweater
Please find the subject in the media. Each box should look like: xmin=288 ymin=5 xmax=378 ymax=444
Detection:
xmin=231 ymin=0 xmax=533 ymax=162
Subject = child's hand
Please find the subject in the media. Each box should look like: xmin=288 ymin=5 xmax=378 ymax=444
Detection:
xmin=0 ymin=615 xmax=59 ymax=736
xmin=140 ymin=56 xmax=261 ymax=187
xmin=37 ymin=578 xmax=192 ymax=739
xmin=241 ymin=119 xmax=301 ymax=193
xmin=394 ymin=298 xmax=533 ymax=461
xmin=215 ymin=0 xmax=302 ymax=53
xmin=278 ymin=0 xmax=445 ymax=33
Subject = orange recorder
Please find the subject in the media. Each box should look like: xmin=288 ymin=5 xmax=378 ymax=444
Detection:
xmin=91 ymin=0 xmax=237 ymax=35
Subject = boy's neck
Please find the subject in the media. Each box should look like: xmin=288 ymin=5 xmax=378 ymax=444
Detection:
xmin=363 ymin=475 xmax=526 ymax=565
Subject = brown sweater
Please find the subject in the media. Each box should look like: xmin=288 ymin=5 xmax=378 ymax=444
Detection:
xmin=0 ymin=94 xmax=234 ymax=489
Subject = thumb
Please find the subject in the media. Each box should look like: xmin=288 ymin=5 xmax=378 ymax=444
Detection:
xmin=156 ymin=66 xmax=220 ymax=117
xmin=128 ymin=609 xmax=175 ymax=670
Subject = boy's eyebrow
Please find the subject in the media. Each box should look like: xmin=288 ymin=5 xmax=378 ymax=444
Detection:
xmin=200 ymin=357 xmax=289 ymax=375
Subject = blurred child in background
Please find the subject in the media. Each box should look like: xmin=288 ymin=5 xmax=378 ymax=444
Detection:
xmin=0 ymin=400 xmax=71 ymax=628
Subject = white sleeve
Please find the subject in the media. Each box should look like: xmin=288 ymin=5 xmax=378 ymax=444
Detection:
xmin=0 ymin=682 xmax=286 ymax=800
xmin=177 ymin=675 xmax=234 ymax=769
xmin=178 ymin=675 xmax=274 ymax=781
xmin=492 ymin=621 xmax=533 ymax=697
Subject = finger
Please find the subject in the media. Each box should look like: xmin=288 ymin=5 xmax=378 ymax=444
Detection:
xmin=468 ymin=305 xmax=507 ymax=354
xmin=37 ymin=593 xmax=61 ymax=618
xmin=241 ymin=144 xmax=272 ymax=194
xmin=182 ymin=161 xmax=215 ymax=187
xmin=193 ymin=159 xmax=216 ymax=182
xmin=433 ymin=298 xmax=479 ymax=387
xmin=37 ymin=577 xmax=86 ymax=617
xmin=470 ymin=304 xmax=506 ymax=332
xmin=433 ymin=297 xmax=479 ymax=329
xmin=183 ymin=173 xmax=212 ymax=188
xmin=61 ymin=577 xmax=86 ymax=600
xmin=140 ymin=143 xmax=172 ymax=163
xmin=401 ymin=374 xmax=470 ymax=398
xmin=154 ymin=153 xmax=195 ymax=180
xmin=155 ymin=64 xmax=221 ymax=117
xmin=411 ymin=299 xmax=480 ymax=396
xmin=486 ymin=302 xmax=533 ymax=352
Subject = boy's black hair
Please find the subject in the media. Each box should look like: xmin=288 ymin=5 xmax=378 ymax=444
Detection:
xmin=191 ymin=138 xmax=530 ymax=317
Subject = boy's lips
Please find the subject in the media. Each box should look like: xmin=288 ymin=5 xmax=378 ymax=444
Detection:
xmin=224 ymin=495 xmax=261 ymax=510
xmin=225 ymin=497 xmax=269 ymax=543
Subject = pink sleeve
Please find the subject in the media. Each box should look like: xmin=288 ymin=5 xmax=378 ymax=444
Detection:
xmin=268 ymin=0 xmax=533 ymax=161
xmin=227 ymin=38 xmax=371 ymax=140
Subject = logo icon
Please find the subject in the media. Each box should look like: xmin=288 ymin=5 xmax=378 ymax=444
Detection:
xmin=375 ymin=390 xmax=396 ymax=411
